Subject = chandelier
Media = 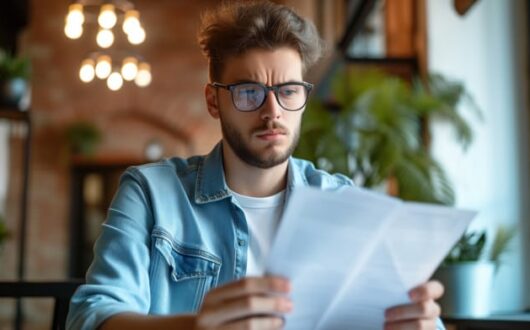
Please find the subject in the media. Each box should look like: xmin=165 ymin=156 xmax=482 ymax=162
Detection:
xmin=64 ymin=0 xmax=151 ymax=90
xmin=79 ymin=52 xmax=152 ymax=90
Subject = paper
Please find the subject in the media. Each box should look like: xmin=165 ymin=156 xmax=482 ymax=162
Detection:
xmin=266 ymin=186 xmax=476 ymax=330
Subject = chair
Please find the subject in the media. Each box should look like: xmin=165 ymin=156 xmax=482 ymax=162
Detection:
xmin=0 ymin=279 xmax=84 ymax=330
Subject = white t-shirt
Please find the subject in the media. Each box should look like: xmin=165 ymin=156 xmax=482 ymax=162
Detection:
xmin=230 ymin=189 xmax=286 ymax=276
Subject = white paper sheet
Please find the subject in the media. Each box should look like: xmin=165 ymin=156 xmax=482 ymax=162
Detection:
xmin=266 ymin=186 xmax=476 ymax=330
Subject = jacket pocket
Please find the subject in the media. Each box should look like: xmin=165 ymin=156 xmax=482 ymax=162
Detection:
xmin=151 ymin=229 xmax=222 ymax=312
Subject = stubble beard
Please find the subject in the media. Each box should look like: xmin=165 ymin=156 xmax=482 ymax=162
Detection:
xmin=219 ymin=115 xmax=300 ymax=169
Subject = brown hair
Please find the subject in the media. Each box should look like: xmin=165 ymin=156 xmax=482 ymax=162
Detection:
xmin=197 ymin=0 xmax=324 ymax=81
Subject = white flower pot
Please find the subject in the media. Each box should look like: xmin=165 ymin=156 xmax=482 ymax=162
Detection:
xmin=433 ymin=261 xmax=495 ymax=317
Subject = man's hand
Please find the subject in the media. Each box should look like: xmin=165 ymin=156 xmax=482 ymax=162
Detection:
xmin=384 ymin=280 xmax=444 ymax=330
xmin=194 ymin=276 xmax=292 ymax=330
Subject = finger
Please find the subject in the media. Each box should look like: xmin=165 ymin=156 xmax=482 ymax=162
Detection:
xmin=199 ymin=295 xmax=292 ymax=326
xmin=205 ymin=276 xmax=290 ymax=305
xmin=408 ymin=281 xmax=444 ymax=302
xmin=385 ymin=301 xmax=441 ymax=322
xmin=219 ymin=316 xmax=284 ymax=330
xmin=384 ymin=318 xmax=437 ymax=330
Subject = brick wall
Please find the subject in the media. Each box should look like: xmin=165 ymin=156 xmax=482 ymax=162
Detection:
xmin=24 ymin=0 xmax=223 ymax=273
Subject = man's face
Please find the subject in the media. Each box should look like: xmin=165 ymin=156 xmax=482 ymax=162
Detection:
xmin=207 ymin=47 xmax=305 ymax=169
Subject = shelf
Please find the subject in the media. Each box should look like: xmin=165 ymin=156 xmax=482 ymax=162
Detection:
xmin=0 ymin=108 xmax=30 ymax=122
xmin=71 ymin=154 xmax=145 ymax=169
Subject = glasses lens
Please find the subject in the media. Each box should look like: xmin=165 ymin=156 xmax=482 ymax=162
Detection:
xmin=277 ymin=84 xmax=309 ymax=110
xmin=232 ymin=83 xmax=265 ymax=111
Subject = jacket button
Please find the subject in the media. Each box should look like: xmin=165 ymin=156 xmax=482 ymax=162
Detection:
xmin=238 ymin=239 xmax=246 ymax=246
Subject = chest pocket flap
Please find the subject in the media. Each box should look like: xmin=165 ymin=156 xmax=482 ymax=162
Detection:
xmin=153 ymin=230 xmax=221 ymax=282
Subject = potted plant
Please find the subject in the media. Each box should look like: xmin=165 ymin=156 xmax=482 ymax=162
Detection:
xmin=434 ymin=225 xmax=517 ymax=317
xmin=0 ymin=49 xmax=30 ymax=109
xmin=295 ymin=69 xmax=480 ymax=205
xmin=65 ymin=121 xmax=102 ymax=156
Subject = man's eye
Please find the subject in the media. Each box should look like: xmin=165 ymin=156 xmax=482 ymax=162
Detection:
xmin=241 ymin=89 xmax=257 ymax=95
xmin=237 ymin=85 xmax=261 ymax=96
xmin=280 ymin=87 xmax=300 ymax=97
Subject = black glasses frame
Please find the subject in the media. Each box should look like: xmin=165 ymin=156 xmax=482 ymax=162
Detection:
xmin=210 ymin=81 xmax=314 ymax=112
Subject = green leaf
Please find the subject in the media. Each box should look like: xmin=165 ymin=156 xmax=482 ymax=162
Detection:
xmin=0 ymin=49 xmax=31 ymax=80
xmin=489 ymin=224 xmax=517 ymax=263
xmin=65 ymin=121 xmax=102 ymax=156
xmin=296 ymin=68 xmax=477 ymax=206
xmin=444 ymin=231 xmax=487 ymax=264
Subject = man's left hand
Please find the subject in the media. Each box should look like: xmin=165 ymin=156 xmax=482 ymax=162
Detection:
xmin=384 ymin=280 xmax=444 ymax=330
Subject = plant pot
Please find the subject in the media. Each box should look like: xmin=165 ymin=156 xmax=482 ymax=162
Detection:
xmin=0 ymin=78 xmax=28 ymax=108
xmin=433 ymin=261 xmax=495 ymax=317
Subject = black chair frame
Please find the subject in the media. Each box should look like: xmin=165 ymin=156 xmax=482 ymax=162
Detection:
xmin=0 ymin=280 xmax=84 ymax=330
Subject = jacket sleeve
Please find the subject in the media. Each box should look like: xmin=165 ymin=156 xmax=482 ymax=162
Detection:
xmin=66 ymin=168 xmax=154 ymax=330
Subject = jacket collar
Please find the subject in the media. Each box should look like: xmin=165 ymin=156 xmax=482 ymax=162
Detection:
xmin=287 ymin=157 xmax=308 ymax=191
xmin=194 ymin=142 xmax=231 ymax=204
xmin=194 ymin=141 xmax=307 ymax=204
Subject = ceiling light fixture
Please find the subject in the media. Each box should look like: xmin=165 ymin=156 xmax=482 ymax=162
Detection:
xmin=79 ymin=52 xmax=152 ymax=91
xmin=64 ymin=0 xmax=147 ymax=46
xmin=64 ymin=1 xmax=152 ymax=90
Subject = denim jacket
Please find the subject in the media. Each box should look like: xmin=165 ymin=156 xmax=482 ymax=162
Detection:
xmin=66 ymin=142 xmax=445 ymax=330
xmin=66 ymin=142 xmax=352 ymax=329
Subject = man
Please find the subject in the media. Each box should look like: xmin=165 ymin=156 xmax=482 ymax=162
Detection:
xmin=67 ymin=1 xmax=445 ymax=329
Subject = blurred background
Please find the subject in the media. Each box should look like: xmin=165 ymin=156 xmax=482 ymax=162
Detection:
xmin=0 ymin=0 xmax=528 ymax=329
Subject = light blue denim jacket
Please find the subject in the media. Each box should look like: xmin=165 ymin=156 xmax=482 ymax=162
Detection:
xmin=67 ymin=142 xmax=445 ymax=330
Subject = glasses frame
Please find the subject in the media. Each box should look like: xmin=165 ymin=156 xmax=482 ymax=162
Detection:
xmin=210 ymin=81 xmax=314 ymax=112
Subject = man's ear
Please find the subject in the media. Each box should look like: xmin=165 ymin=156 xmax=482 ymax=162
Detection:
xmin=205 ymin=84 xmax=220 ymax=119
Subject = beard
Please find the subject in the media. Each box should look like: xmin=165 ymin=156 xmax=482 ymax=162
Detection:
xmin=219 ymin=115 xmax=300 ymax=169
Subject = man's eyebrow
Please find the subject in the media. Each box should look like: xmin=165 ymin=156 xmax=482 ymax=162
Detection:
xmin=278 ymin=80 xmax=306 ymax=84
xmin=229 ymin=79 xmax=305 ymax=85
xmin=230 ymin=79 xmax=259 ymax=84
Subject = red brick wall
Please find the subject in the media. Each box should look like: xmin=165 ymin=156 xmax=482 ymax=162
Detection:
xmin=26 ymin=0 xmax=222 ymax=274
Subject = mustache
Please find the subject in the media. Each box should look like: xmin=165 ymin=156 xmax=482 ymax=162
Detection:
xmin=252 ymin=121 xmax=289 ymax=135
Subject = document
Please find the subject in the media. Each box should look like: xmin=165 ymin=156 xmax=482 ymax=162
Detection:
xmin=266 ymin=185 xmax=476 ymax=330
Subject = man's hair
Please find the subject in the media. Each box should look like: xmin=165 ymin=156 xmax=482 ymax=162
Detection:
xmin=197 ymin=0 xmax=324 ymax=81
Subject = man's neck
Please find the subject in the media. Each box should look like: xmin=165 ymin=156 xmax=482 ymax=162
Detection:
xmin=222 ymin=143 xmax=289 ymax=197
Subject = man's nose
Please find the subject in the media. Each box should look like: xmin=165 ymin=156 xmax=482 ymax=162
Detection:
xmin=260 ymin=90 xmax=282 ymax=121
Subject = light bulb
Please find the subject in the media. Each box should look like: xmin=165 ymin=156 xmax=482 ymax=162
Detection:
xmin=95 ymin=55 xmax=112 ymax=79
xmin=107 ymin=72 xmax=124 ymax=91
xmin=64 ymin=23 xmax=83 ymax=39
xmin=127 ymin=26 xmax=146 ymax=45
xmin=98 ymin=4 xmax=117 ymax=29
xmin=79 ymin=59 xmax=95 ymax=83
xmin=135 ymin=62 xmax=152 ymax=87
xmin=122 ymin=10 xmax=141 ymax=35
xmin=66 ymin=3 xmax=84 ymax=25
xmin=121 ymin=57 xmax=138 ymax=81
xmin=96 ymin=28 xmax=114 ymax=48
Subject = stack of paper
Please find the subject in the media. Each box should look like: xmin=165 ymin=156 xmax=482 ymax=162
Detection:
xmin=266 ymin=186 xmax=475 ymax=329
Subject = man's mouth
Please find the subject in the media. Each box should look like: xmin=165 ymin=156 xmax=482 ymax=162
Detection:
xmin=255 ymin=129 xmax=286 ymax=140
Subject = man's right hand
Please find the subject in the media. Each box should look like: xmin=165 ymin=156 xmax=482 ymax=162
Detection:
xmin=194 ymin=276 xmax=293 ymax=330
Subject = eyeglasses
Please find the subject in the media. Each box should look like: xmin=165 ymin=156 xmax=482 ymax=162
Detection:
xmin=210 ymin=81 xmax=313 ymax=112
